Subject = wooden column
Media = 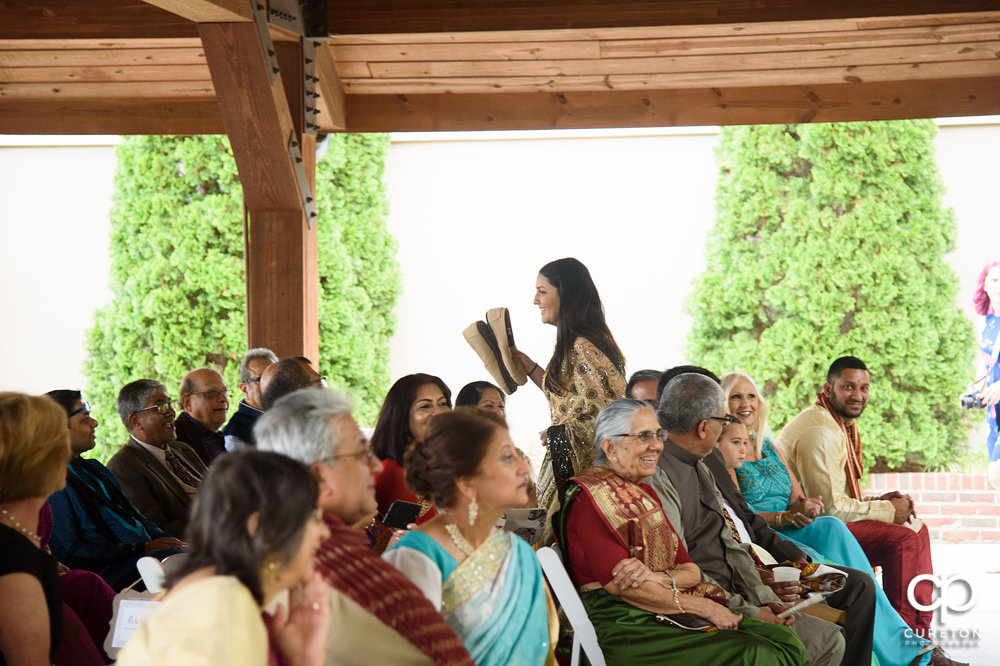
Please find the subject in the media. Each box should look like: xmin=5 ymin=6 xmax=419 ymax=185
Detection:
xmin=199 ymin=20 xmax=319 ymax=362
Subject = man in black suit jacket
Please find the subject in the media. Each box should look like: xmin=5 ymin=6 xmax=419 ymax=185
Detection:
xmin=108 ymin=379 xmax=207 ymax=538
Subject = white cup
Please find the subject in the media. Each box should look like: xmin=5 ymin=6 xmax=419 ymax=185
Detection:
xmin=772 ymin=566 xmax=801 ymax=583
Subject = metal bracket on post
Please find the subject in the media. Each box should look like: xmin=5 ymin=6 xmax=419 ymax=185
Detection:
xmin=252 ymin=1 xmax=280 ymax=84
xmin=288 ymin=131 xmax=318 ymax=228
xmin=267 ymin=0 xmax=328 ymax=38
xmin=302 ymin=40 xmax=320 ymax=136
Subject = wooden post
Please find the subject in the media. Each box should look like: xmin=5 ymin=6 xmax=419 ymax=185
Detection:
xmin=199 ymin=21 xmax=319 ymax=362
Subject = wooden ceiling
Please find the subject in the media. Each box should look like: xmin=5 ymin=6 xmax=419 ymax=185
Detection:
xmin=2 ymin=0 xmax=1000 ymax=135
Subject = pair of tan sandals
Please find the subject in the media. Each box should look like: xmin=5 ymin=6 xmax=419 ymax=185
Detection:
xmin=463 ymin=308 xmax=528 ymax=394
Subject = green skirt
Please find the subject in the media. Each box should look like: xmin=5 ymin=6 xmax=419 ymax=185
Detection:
xmin=581 ymin=589 xmax=808 ymax=665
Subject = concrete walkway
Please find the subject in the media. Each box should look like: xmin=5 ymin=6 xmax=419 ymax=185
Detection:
xmin=921 ymin=543 xmax=1000 ymax=664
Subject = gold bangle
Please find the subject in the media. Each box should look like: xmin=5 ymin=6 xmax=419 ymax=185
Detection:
xmin=673 ymin=588 xmax=685 ymax=612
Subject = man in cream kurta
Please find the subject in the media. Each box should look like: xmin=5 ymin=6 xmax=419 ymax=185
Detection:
xmin=779 ymin=356 xmax=934 ymax=634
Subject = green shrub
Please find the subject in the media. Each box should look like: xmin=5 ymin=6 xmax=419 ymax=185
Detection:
xmin=84 ymin=134 xmax=399 ymax=461
xmin=687 ymin=121 xmax=975 ymax=470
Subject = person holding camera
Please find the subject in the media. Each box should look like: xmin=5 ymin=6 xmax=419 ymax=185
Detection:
xmin=969 ymin=259 xmax=1000 ymax=490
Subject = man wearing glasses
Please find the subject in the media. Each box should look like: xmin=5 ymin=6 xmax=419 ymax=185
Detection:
xmin=647 ymin=372 xmax=846 ymax=666
xmin=107 ymin=379 xmax=207 ymax=536
xmin=46 ymin=390 xmax=184 ymax=591
xmin=256 ymin=389 xmax=474 ymax=666
xmin=221 ymin=347 xmax=278 ymax=451
xmin=174 ymin=367 xmax=230 ymax=465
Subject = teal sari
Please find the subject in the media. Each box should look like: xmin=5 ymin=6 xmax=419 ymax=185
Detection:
xmin=389 ymin=529 xmax=551 ymax=665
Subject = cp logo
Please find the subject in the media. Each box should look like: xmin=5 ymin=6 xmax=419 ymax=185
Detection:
xmin=907 ymin=574 xmax=976 ymax=624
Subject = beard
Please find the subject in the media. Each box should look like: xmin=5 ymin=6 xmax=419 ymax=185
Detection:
xmin=830 ymin=394 xmax=866 ymax=420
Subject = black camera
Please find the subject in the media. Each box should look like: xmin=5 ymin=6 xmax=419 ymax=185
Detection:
xmin=960 ymin=390 xmax=985 ymax=410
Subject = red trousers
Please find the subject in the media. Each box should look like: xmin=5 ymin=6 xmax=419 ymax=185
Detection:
xmin=847 ymin=519 xmax=934 ymax=633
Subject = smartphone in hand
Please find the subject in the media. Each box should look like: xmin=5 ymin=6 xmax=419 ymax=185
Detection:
xmin=382 ymin=500 xmax=422 ymax=529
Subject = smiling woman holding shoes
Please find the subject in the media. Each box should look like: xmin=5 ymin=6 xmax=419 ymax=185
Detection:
xmin=514 ymin=257 xmax=626 ymax=509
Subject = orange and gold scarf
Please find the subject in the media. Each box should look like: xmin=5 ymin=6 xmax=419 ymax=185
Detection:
xmin=815 ymin=392 xmax=864 ymax=500
xmin=572 ymin=467 xmax=728 ymax=605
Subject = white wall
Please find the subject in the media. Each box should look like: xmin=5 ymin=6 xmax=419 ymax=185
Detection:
xmin=382 ymin=128 xmax=720 ymax=462
xmin=0 ymin=138 xmax=118 ymax=394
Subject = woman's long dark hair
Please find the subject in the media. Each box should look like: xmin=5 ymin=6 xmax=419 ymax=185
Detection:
xmin=371 ymin=373 xmax=452 ymax=465
xmin=167 ymin=450 xmax=318 ymax=605
xmin=540 ymin=258 xmax=625 ymax=394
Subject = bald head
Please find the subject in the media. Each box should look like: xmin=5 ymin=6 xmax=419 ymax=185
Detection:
xmin=260 ymin=357 xmax=321 ymax=411
xmin=180 ymin=368 xmax=229 ymax=431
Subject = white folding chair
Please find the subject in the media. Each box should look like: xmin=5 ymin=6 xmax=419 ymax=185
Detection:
xmin=135 ymin=556 xmax=167 ymax=593
xmin=536 ymin=546 xmax=607 ymax=666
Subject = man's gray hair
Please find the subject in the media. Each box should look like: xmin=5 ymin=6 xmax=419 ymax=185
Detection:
xmin=117 ymin=379 xmax=167 ymax=429
xmin=240 ymin=348 xmax=278 ymax=383
xmin=592 ymin=399 xmax=655 ymax=465
xmin=658 ymin=373 xmax=725 ymax=435
xmin=255 ymin=388 xmax=353 ymax=465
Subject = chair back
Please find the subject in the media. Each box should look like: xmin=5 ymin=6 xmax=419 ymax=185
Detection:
xmin=536 ymin=545 xmax=607 ymax=666
xmin=136 ymin=556 xmax=166 ymax=593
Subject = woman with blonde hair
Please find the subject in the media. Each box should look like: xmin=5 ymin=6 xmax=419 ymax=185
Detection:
xmin=0 ymin=392 xmax=72 ymax=666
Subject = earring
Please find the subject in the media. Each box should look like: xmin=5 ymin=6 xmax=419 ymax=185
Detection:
xmin=468 ymin=496 xmax=478 ymax=527
xmin=612 ymin=456 xmax=619 ymax=462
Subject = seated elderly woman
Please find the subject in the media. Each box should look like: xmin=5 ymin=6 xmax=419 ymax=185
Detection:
xmin=0 ymin=392 xmax=75 ymax=666
xmin=383 ymin=409 xmax=555 ymax=665
xmin=117 ymin=451 xmax=329 ymax=666
xmin=555 ymin=399 xmax=808 ymax=665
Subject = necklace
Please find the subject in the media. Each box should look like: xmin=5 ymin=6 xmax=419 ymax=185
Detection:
xmin=0 ymin=507 xmax=40 ymax=544
xmin=445 ymin=522 xmax=475 ymax=557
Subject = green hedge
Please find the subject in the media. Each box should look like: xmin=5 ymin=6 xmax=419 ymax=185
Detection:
xmin=686 ymin=121 xmax=975 ymax=471
xmin=84 ymin=134 xmax=399 ymax=461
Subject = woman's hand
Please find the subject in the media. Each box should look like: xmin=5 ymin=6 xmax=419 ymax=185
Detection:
xmin=272 ymin=571 xmax=329 ymax=666
xmin=516 ymin=350 xmax=545 ymax=390
xmin=610 ymin=558 xmax=652 ymax=590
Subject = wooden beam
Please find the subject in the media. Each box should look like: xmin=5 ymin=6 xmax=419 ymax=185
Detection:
xmin=246 ymin=210 xmax=319 ymax=363
xmin=339 ymin=76 xmax=1000 ymax=131
xmin=0 ymin=98 xmax=224 ymax=133
xmin=198 ymin=21 xmax=302 ymax=210
xmin=0 ymin=0 xmax=198 ymax=40
xmin=140 ymin=0 xmax=252 ymax=23
xmin=328 ymin=0 xmax=1000 ymax=34
xmin=315 ymin=43 xmax=347 ymax=129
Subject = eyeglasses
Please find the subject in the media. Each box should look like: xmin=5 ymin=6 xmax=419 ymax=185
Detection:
xmin=307 ymin=377 xmax=328 ymax=389
xmin=185 ymin=388 xmax=229 ymax=400
xmin=245 ymin=376 xmax=262 ymax=385
xmin=706 ymin=415 xmax=740 ymax=427
xmin=322 ymin=443 xmax=374 ymax=465
xmin=133 ymin=400 xmax=175 ymax=415
xmin=68 ymin=402 xmax=92 ymax=419
xmin=614 ymin=429 xmax=664 ymax=443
